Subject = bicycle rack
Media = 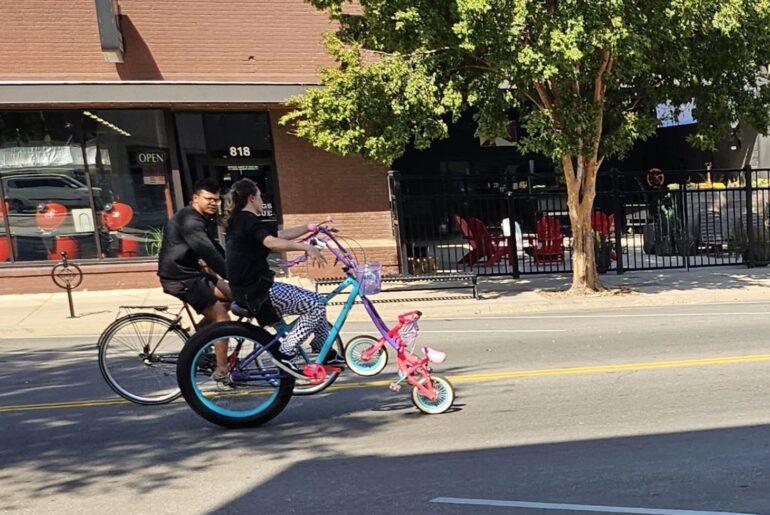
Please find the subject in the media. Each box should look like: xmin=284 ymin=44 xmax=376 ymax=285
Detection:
xmin=51 ymin=251 xmax=83 ymax=318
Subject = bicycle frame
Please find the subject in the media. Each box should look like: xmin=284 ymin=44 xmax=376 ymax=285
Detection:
xmin=227 ymin=228 xmax=404 ymax=384
xmin=103 ymin=304 xmax=195 ymax=364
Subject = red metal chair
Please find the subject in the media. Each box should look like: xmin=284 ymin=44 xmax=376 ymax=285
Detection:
xmin=591 ymin=211 xmax=612 ymax=237
xmin=455 ymin=215 xmax=481 ymax=265
xmin=466 ymin=217 xmax=510 ymax=267
xmin=527 ymin=216 xmax=565 ymax=263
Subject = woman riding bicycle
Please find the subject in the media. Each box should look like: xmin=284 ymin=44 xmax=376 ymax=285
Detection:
xmin=220 ymin=178 xmax=344 ymax=382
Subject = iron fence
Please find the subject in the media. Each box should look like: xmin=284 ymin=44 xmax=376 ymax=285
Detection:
xmin=388 ymin=167 xmax=770 ymax=276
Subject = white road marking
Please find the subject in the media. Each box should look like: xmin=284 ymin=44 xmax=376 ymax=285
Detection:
xmin=430 ymin=497 xmax=758 ymax=515
xmin=400 ymin=329 xmax=565 ymax=333
xmin=429 ymin=311 xmax=770 ymax=320
xmin=0 ymin=334 xmax=101 ymax=340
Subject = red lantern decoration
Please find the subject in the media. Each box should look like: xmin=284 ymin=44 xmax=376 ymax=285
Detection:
xmin=0 ymin=236 xmax=10 ymax=261
xmin=36 ymin=202 xmax=68 ymax=231
xmin=102 ymin=202 xmax=134 ymax=231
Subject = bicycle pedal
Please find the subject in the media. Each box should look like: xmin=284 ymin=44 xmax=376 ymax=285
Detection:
xmin=389 ymin=383 xmax=401 ymax=392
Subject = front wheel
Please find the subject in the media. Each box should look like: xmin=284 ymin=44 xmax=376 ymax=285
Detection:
xmin=177 ymin=322 xmax=294 ymax=428
xmin=412 ymin=376 xmax=455 ymax=415
xmin=98 ymin=313 xmax=189 ymax=405
xmin=344 ymin=335 xmax=388 ymax=377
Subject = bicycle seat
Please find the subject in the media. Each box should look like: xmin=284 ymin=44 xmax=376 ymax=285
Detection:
xmin=424 ymin=346 xmax=446 ymax=364
xmin=230 ymin=302 xmax=253 ymax=318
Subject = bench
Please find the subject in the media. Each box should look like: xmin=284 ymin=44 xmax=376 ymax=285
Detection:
xmin=314 ymin=272 xmax=479 ymax=300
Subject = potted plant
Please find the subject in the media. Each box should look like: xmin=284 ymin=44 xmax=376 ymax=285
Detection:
xmin=595 ymin=233 xmax=613 ymax=274
xmin=143 ymin=227 xmax=164 ymax=257
xmin=728 ymin=227 xmax=770 ymax=266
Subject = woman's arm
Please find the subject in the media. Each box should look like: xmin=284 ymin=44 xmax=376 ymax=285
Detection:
xmin=263 ymin=235 xmax=327 ymax=266
xmin=276 ymin=224 xmax=312 ymax=241
xmin=277 ymin=216 xmax=332 ymax=240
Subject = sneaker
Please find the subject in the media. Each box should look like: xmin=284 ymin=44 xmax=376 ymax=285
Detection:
xmin=322 ymin=349 xmax=346 ymax=366
xmin=272 ymin=347 xmax=300 ymax=373
xmin=211 ymin=370 xmax=234 ymax=391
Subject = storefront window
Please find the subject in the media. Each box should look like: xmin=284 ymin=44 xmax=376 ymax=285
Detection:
xmin=0 ymin=111 xmax=98 ymax=262
xmin=0 ymin=109 xmax=175 ymax=263
xmin=84 ymin=109 xmax=174 ymax=259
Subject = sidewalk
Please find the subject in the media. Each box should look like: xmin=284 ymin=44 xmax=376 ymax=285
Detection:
xmin=1 ymin=265 xmax=769 ymax=339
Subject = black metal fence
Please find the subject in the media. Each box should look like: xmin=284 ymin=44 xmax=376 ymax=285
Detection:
xmin=388 ymin=167 xmax=770 ymax=276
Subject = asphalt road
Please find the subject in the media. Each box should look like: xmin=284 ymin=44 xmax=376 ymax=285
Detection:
xmin=1 ymin=301 xmax=770 ymax=514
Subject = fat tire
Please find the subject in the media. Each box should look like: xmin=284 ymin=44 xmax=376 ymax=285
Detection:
xmin=177 ymin=322 xmax=294 ymax=428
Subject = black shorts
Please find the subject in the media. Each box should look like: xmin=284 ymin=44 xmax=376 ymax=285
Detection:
xmin=160 ymin=274 xmax=219 ymax=315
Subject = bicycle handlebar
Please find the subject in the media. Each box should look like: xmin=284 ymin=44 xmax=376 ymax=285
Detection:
xmin=277 ymin=226 xmax=357 ymax=271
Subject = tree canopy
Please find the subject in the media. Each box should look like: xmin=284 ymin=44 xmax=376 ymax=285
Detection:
xmin=284 ymin=0 xmax=770 ymax=167
xmin=282 ymin=0 xmax=770 ymax=292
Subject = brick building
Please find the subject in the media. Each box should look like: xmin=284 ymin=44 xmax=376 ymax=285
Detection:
xmin=0 ymin=0 xmax=396 ymax=293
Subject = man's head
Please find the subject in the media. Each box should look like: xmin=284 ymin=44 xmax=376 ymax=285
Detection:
xmin=191 ymin=178 xmax=221 ymax=216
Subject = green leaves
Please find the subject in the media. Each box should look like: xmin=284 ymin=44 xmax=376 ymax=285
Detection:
xmin=290 ymin=0 xmax=770 ymax=167
xmin=281 ymin=37 xmax=453 ymax=163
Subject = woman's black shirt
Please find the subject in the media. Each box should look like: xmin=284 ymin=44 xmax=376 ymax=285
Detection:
xmin=226 ymin=211 xmax=277 ymax=309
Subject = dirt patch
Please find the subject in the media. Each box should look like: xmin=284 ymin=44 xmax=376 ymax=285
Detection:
xmin=536 ymin=287 xmax=638 ymax=298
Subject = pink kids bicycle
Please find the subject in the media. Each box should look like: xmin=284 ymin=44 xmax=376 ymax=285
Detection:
xmin=176 ymin=226 xmax=454 ymax=428
xmin=344 ymin=308 xmax=454 ymax=414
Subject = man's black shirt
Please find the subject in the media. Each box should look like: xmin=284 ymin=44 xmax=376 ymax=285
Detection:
xmin=157 ymin=205 xmax=227 ymax=281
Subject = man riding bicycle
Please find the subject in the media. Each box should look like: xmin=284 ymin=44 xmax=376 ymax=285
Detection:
xmin=158 ymin=178 xmax=231 ymax=376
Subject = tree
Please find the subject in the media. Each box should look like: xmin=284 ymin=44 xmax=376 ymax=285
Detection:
xmin=282 ymin=0 xmax=770 ymax=293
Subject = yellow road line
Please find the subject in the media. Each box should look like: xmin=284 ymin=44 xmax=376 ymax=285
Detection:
xmin=3 ymin=353 xmax=770 ymax=413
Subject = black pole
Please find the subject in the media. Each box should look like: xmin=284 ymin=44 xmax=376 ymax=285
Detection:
xmin=66 ymin=283 xmax=75 ymax=318
xmin=506 ymin=190 xmax=520 ymax=278
xmin=60 ymin=251 xmax=76 ymax=318
xmin=79 ymin=117 xmax=103 ymax=258
xmin=681 ymin=178 xmax=690 ymax=271
xmin=745 ymin=165 xmax=754 ymax=268
xmin=0 ymin=173 xmax=15 ymax=262
xmin=388 ymin=170 xmax=409 ymax=275
xmin=610 ymin=168 xmax=624 ymax=274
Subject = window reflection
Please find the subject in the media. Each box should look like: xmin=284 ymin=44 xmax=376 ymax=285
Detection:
xmin=0 ymin=111 xmax=98 ymax=260
xmin=85 ymin=110 xmax=174 ymax=259
xmin=0 ymin=110 xmax=175 ymax=262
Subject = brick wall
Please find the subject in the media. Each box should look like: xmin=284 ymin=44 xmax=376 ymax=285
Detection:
xmin=0 ymin=0 xmax=335 ymax=82
xmin=269 ymin=108 xmax=398 ymax=277
xmin=0 ymin=262 xmax=160 ymax=294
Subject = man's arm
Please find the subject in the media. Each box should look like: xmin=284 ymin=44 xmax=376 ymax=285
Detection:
xmin=179 ymin=214 xmax=228 ymax=278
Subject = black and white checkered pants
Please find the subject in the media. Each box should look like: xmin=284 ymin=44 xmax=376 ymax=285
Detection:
xmin=268 ymin=282 xmax=329 ymax=356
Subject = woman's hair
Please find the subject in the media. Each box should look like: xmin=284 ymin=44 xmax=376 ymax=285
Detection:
xmin=224 ymin=178 xmax=258 ymax=232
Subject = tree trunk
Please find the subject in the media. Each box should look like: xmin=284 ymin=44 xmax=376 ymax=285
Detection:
xmin=563 ymin=155 xmax=605 ymax=293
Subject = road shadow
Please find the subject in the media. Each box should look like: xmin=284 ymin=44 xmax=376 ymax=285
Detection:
xmin=210 ymin=423 xmax=770 ymax=514
xmin=478 ymin=266 xmax=770 ymax=301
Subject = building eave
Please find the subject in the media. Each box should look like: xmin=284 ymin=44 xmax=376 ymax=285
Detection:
xmin=0 ymin=81 xmax=319 ymax=105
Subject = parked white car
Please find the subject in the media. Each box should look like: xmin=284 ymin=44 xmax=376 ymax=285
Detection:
xmin=2 ymin=173 xmax=102 ymax=212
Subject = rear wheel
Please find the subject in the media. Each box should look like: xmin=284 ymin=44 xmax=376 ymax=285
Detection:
xmin=412 ymin=376 xmax=455 ymax=415
xmin=344 ymin=335 xmax=388 ymax=377
xmin=177 ymin=322 xmax=294 ymax=428
xmin=97 ymin=313 xmax=189 ymax=405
